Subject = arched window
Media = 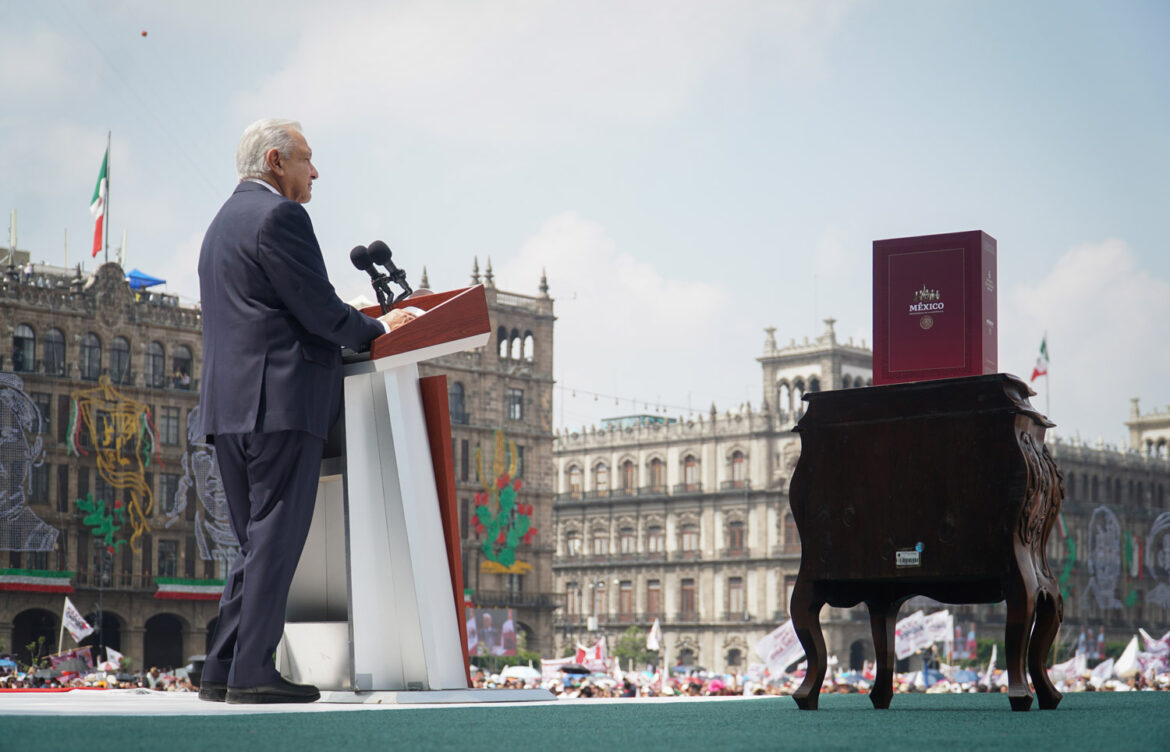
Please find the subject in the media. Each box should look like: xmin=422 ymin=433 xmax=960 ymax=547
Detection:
xmin=809 ymin=376 xmax=821 ymax=393
xmin=591 ymin=530 xmax=608 ymax=555
xmin=509 ymin=330 xmax=522 ymax=360
xmin=793 ymin=380 xmax=805 ymax=414
xmin=648 ymin=458 xmax=666 ymax=491
xmin=783 ymin=514 xmax=799 ymax=552
xmin=729 ymin=451 xmax=746 ymax=486
xmin=523 ymin=332 xmax=534 ymax=362
xmin=449 ymin=382 xmax=468 ymax=424
xmin=80 ymin=333 xmax=102 ymax=381
xmin=145 ymin=342 xmax=166 ymax=388
xmin=682 ymin=455 xmax=699 ymax=490
xmin=566 ymin=583 xmax=581 ymax=615
xmin=497 ymin=326 xmax=509 ymax=358
xmin=727 ymin=520 xmax=746 ymax=554
xmin=620 ymin=460 xmax=636 ymax=492
xmin=778 ymin=382 xmax=792 ymax=416
xmin=110 ymin=337 xmax=131 ymax=384
xmin=646 ymin=525 xmax=664 ymax=553
xmin=42 ymin=329 xmax=65 ymax=376
xmin=593 ymin=462 xmax=609 ymax=493
xmin=565 ymin=531 xmax=582 ymax=557
xmin=727 ymin=648 xmax=743 ymax=668
xmin=172 ymin=345 xmax=193 ymax=389
xmin=618 ymin=527 xmax=635 ymax=555
xmin=568 ymin=465 xmax=583 ymax=497
xmin=842 ymin=374 xmax=853 ymax=389
xmin=12 ymin=324 xmax=35 ymax=372
xmin=680 ymin=523 xmax=699 ymax=551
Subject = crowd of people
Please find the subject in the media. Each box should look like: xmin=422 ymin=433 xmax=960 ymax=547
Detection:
xmin=1 ymin=665 xmax=196 ymax=692
xmin=469 ymin=660 xmax=1170 ymax=698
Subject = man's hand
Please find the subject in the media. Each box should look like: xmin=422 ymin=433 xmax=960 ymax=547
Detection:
xmin=379 ymin=308 xmax=417 ymax=332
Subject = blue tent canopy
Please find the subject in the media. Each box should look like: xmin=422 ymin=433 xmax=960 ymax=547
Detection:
xmin=126 ymin=268 xmax=166 ymax=289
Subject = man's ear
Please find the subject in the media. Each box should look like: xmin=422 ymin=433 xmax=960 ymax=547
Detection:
xmin=266 ymin=148 xmax=283 ymax=175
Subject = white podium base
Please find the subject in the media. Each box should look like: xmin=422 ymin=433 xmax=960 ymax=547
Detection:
xmin=317 ymin=688 xmax=554 ymax=705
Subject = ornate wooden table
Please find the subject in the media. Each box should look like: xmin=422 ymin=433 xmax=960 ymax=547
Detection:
xmin=788 ymin=373 xmax=1064 ymax=711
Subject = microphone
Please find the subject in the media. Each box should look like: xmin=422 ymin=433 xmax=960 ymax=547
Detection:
xmin=349 ymin=244 xmax=390 ymax=313
xmin=367 ymin=240 xmax=413 ymax=301
xmin=349 ymin=245 xmax=376 ymax=278
xmin=366 ymin=240 xmax=393 ymax=268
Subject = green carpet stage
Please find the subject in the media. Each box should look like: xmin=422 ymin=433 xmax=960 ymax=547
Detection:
xmin=3 ymin=692 xmax=1168 ymax=751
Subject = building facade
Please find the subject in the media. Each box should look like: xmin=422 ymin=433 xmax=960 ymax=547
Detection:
xmin=552 ymin=319 xmax=1170 ymax=672
xmin=0 ymin=260 xmax=216 ymax=671
xmin=417 ymin=260 xmax=561 ymax=655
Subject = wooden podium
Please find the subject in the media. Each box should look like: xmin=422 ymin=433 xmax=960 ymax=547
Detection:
xmin=275 ymin=285 xmax=551 ymax=704
xmin=787 ymin=374 xmax=1065 ymax=711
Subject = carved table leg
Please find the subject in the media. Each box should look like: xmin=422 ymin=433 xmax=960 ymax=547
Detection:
xmin=1004 ymin=568 xmax=1037 ymax=712
xmin=866 ymin=599 xmax=900 ymax=709
xmin=1028 ymin=592 xmax=1063 ymax=710
xmin=790 ymin=576 xmax=827 ymax=710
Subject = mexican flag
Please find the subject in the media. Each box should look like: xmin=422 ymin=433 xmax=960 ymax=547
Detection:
xmin=90 ymin=146 xmax=108 ymax=258
xmin=154 ymin=577 xmax=225 ymax=600
xmin=1030 ymin=335 xmax=1049 ymax=382
xmin=0 ymin=568 xmax=74 ymax=593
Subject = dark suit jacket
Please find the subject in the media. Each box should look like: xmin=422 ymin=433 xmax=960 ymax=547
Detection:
xmin=196 ymin=181 xmax=385 ymax=440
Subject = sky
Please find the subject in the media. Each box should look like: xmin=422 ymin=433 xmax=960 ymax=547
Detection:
xmin=3 ymin=0 xmax=1169 ymax=445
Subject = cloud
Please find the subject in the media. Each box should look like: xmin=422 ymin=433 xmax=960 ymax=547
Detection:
xmin=499 ymin=211 xmax=728 ymax=423
xmin=238 ymin=0 xmax=851 ymax=144
xmin=1002 ymin=238 xmax=1170 ymax=444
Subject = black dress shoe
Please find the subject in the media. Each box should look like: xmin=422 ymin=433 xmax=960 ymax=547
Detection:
xmin=225 ymin=677 xmax=320 ymax=704
xmin=198 ymin=680 xmax=227 ymax=702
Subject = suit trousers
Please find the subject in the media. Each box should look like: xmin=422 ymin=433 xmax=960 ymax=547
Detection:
xmin=201 ymin=430 xmax=324 ymax=688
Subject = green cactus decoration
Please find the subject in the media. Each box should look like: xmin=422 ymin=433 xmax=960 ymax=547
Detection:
xmin=472 ymin=430 xmax=537 ymax=573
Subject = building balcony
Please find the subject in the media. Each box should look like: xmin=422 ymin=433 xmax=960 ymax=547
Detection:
xmin=583 ymin=489 xmax=611 ymax=500
xmin=672 ymin=483 xmax=703 ymax=495
xmin=674 ymin=610 xmax=701 ymax=624
xmin=722 ymin=611 xmax=753 ymax=623
xmin=638 ymin=485 xmax=668 ymax=496
xmin=73 ymin=572 xmax=157 ymax=591
xmin=670 ymin=550 xmax=702 ymax=562
xmin=719 ymin=480 xmax=751 ymax=491
xmin=718 ymin=547 xmax=751 ymax=559
xmin=450 ymin=410 xmax=470 ymax=425
xmin=472 ymin=590 xmax=564 ymax=609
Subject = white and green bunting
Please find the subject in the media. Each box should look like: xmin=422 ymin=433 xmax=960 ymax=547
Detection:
xmin=0 ymin=568 xmax=74 ymax=593
xmin=154 ymin=577 xmax=225 ymax=601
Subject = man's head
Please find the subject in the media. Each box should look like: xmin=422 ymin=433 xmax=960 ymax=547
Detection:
xmin=236 ymin=118 xmax=318 ymax=203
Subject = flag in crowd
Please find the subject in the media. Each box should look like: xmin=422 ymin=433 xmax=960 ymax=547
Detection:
xmin=646 ymin=618 xmax=662 ymax=652
xmin=62 ymin=596 xmax=94 ymax=643
xmin=753 ymin=619 xmax=804 ymax=674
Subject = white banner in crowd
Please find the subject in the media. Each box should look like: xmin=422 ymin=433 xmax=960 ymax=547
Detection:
xmin=923 ymin=610 xmax=954 ymax=645
xmin=62 ymin=597 xmax=94 ymax=642
xmin=646 ymin=618 xmax=662 ymax=652
xmin=753 ymin=619 xmax=805 ymax=673
xmin=105 ymin=646 xmax=124 ymax=668
xmin=894 ymin=610 xmax=930 ymax=660
xmin=1089 ymin=657 xmax=1115 ymax=689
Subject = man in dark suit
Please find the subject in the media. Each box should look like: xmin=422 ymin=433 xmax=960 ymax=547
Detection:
xmin=195 ymin=119 xmax=395 ymax=704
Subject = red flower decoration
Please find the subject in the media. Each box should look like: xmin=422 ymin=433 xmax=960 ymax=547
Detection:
xmin=496 ymin=531 xmax=507 ymax=544
xmin=474 ymin=492 xmax=487 ymax=506
xmin=496 ymin=474 xmax=510 ymax=489
xmin=512 ymin=479 xmax=523 ymax=491
xmin=113 ymin=500 xmax=124 ymax=509
xmin=107 ymin=545 xmax=115 ymax=554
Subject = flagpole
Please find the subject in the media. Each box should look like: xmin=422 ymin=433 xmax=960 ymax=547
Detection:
xmin=104 ymin=131 xmax=111 ymax=264
xmin=58 ymin=597 xmax=67 ymax=654
xmin=1045 ymin=332 xmax=1050 ymax=419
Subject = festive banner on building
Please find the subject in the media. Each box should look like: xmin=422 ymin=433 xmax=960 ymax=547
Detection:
xmin=0 ymin=568 xmax=73 ymax=593
xmin=1084 ymin=506 xmax=1124 ymax=610
xmin=473 ymin=430 xmax=536 ymax=574
xmin=67 ymin=376 xmax=160 ymax=552
xmin=154 ymin=577 xmax=225 ymax=600
xmin=163 ymin=407 xmax=238 ymax=569
xmin=1146 ymin=512 xmax=1170 ymax=609
xmin=0 ymin=373 xmax=59 ymax=552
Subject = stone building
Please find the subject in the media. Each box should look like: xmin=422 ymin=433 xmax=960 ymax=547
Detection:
xmin=417 ymin=260 xmax=561 ymax=655
xmin=0 ymin=260 xmax=215 ymax=671
xmin=552 ymin=319 xmax=1170 ymax=672
xmin=551 ymin=320 xmax=871 ymax=670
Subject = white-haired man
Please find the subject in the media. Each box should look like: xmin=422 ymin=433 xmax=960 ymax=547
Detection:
xmin=195 ymin=119 xmax=396 ymax=704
